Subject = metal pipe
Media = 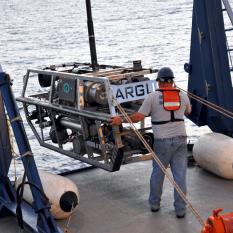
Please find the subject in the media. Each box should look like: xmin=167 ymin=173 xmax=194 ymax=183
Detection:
xmin=27 ymin=69 xmax=108 ymax=82
xmin=17 ymin=96 xmax=110 ymax=121
xmin=40 ymin=141 xmax=114 ymax=172
xmin=86 ymin=0 xmax=98 ymax=70
xmin=59 ymin=117 xmax=82 ymax=131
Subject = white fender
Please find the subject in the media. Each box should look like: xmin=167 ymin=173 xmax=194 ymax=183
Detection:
xmin=16 ymin=170 xmax=80 ymax=219
xmin=193 ymin=133 xmax=233 ymax=179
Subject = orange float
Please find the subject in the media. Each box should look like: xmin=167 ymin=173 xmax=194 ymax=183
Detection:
xmin=201 ymin=209 xmax=233 ymax=233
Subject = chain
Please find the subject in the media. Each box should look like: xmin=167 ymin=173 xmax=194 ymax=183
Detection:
xmin=113 ymin=99 xmax=206 ymax=227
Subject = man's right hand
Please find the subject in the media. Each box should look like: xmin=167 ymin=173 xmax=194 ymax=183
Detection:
xmin=110 ymin=116 xmax=122 ymax=125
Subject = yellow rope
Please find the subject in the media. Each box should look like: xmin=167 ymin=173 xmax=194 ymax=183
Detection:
xmin=6 ymin=117 xmax=18 ymax=186
xmin=113 ymin=99 xmax=206 ymax=227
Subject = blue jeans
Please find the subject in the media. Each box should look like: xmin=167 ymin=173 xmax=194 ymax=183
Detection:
xmin=149 ymin=136 xmax=187 ymax=214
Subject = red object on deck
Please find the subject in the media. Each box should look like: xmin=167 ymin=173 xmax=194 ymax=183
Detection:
xmin=201 ymin=209 xmax=233 ymax=233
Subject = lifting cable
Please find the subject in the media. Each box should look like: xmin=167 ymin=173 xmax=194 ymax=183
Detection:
xmin=176 ymin=86 xmax=233 ymax=120
xmin=113 ymin=98 xmax=206 ymax=227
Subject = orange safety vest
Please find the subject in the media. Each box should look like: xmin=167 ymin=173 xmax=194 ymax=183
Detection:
xmin=152 ymin=88 xmax=184 ymax=125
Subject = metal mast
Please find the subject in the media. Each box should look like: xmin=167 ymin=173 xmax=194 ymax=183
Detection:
xmin=86 ymin=0 xmax=98 ymax=70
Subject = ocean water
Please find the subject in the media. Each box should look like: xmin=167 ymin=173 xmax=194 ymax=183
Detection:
xmin=1 ymin=0 xmax=226 ymax=177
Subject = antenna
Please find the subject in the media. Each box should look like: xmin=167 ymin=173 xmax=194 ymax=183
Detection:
xmin=86 ymin=0 xmax=98 ymax=70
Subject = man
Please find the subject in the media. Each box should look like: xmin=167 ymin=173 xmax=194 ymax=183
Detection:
xmin=110 ymin=67 xmax=191 ymax=218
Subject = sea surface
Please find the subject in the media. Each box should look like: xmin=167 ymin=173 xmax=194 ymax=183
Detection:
xmin=2 ymin=0 xmax=231 ymax=177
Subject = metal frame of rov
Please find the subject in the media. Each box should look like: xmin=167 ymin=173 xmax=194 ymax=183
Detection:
xmin=17 ymin=62 xmax=157 ymax=172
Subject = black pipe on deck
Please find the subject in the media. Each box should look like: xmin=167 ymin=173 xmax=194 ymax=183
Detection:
xmin=86 ymin=0 xmax=98 ymax=70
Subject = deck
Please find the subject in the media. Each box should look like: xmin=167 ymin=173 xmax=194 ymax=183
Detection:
xmin=0 ymin=160 xmax=233 ymax=233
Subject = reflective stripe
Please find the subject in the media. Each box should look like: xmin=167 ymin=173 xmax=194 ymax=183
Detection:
xmin=156 ymin=88 xmax=181 ymax=111
xmin=164 ymin=102 xmax=180 ymax=107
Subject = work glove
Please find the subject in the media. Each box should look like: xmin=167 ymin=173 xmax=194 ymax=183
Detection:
xmin=110 ymin=116 xmax=122 ymax=125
